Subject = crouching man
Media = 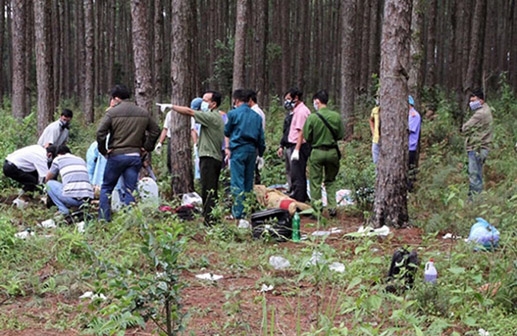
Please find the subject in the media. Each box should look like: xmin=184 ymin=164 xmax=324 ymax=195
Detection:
xmin=45 ymin=145 xmax=93 ymax=215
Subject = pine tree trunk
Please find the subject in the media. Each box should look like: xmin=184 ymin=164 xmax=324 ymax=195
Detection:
xmin=373 ymin=0 xmax=412 ymax=229
xmin=232 ymin=0 xmax=247 ymax=91
xmin=170 ymin=0 xmax=194 ymax=196
xmin=340 ymin=0 xmax=357 ymax=138
xmin=83 ymin=0 xmax=94 ymax=123
xmin=12 ymin=0 xmax=29 ymax=119
xmin=464 ymin=0 xmax=487 ymax=98
xmin=131 ymin=0 xmax=153 ymax=113
xmin=34 ymin=0 xmax=54 ymax=134
xmin=408 ymin=0 xmax=424 ymax=108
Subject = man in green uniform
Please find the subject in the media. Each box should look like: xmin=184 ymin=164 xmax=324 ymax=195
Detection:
xmin=303 ymin=90 xmax=344 ymax=217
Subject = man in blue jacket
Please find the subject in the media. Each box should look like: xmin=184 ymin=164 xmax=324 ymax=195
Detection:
xmin=224 ymin=89 xmax=266 ymax=224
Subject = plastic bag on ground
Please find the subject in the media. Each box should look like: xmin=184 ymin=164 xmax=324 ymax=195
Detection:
xmin=269 ymin=256 xmax=290 ymax=270
xmin=467 ymin=217 xmax=499 ymax=251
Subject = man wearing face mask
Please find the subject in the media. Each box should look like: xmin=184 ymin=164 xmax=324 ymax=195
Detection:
xmin=38 ymin=109 xmax=74 ymax=148
xmin=285 ymin=87 xmax=311 ymax=203
xmin=170 ymin=90 xmax=225 ymax=226
xmin=224 ymin=89 xmax=265 ymax=225
xmin=303 ymin=90 xmax=344 ymax=217
xmin=461 ymin=88 xmax=493 ymax=197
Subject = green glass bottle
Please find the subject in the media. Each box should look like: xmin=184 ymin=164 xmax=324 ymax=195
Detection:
xmin=292 ymin=212 xmax=300 ymax=242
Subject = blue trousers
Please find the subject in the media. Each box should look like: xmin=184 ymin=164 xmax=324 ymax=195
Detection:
xmin=46 ymin=180 xmax=84 ymax=215
xmin=99 ymin=154 xmax=142 ymax=221
xmin=468 ymin=149 xmax=488 ymax=196
xmin=229 ymin=149 xmax=256 ymax=219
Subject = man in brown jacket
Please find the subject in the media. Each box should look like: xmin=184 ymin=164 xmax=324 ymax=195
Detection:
xmin=462 ymin=88 xmax=493 ymax=197
xmin=97 ymin=84 xmax=160 ymax=221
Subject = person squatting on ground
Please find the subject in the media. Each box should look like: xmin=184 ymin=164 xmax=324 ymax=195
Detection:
xmin=285 ymin=87 xmax=311 ymax=203
xmin=303 ymin=90 xmax=344 ymax=217
xmin=3 ymin=145 xmax=51 ymax=193
xmin=169 ymin=91 xmax=225 ymax=226
xmin=461 ymin=88 xmax=493 ymax=197
xmin=38 ymin=108 xmax=73 ymax=148
xmin=224 ymin=89 xmax=266 ymax=222
xmin=96 ymin=84 xmax=160 ymax=222
xmin=248 ymin=90 xmax=266 ymax=185
xmin=45 ymin=145 xmax=93 ymax=215
xmin=407 ymin=95 xmax=421 ymax=192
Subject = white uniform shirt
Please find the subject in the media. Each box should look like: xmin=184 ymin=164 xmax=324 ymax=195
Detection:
xmin=6 ymin=145 xmax=48 ymax=180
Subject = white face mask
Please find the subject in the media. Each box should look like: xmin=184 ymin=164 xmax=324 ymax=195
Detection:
xmin=313 ymin=101 xmax=319 ymax=111
xmin=201 ymin=101 xmax=210 ymax=112
xmin=469 ymin=100 xmax=482 ymax=111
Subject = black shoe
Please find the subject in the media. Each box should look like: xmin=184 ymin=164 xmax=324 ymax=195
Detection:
xmin=328 ymin=208 xmax=337 ymax=218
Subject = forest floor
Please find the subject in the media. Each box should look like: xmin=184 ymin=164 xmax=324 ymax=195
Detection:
xmin=0 ymin=204 xmax=467 ymax=336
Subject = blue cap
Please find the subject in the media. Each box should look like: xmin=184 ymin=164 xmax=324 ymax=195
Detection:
xmin=408 ymin=95 xmax=415 ymax=106
xmin=190 ymin=97 xmax=203 ymax=110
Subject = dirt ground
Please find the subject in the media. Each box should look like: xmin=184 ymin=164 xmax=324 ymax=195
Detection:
xmin=0 ymin=208 xmax=450 ymax=336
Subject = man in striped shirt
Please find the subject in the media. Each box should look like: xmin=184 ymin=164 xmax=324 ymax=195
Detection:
xmin=45 ymin=145 xmax=93 ymax=215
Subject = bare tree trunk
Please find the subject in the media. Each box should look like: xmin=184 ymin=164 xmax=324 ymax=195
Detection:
xmin=170 ymin=0 xmax=194 ymax=196
xmin=463 ymin=0 xmax=487 ymax=98
xmin=251 ymin=0 xmax=267 ymax=105
xmin=83 ymin=0 xmax=94 ymax=123
xmin=131 ymin=0 xmax=153 ymax=113
xmin=373 ymin=0 xmax=412 ymax=229
xmin=424 ymin=0 xmax=437 ymax=87
xmin=153 ymin=0 xmax=164 ymax=104
xmin=340 ymin=0 xmax=357 ymax=138
xmin=12 ymin=0 xmax=29 ymax=119
xmin=0 ymin=0 xmax=5 ymax=102
xmin=34 ymin=0 xmax=54 ymax=134
xmin=408 ymin=0 xmax=424 ymax=108
xmin=232 ymin=0 xmax=247 ymax=91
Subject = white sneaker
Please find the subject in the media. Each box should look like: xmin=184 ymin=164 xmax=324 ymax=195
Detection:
xmin=238 ymin=219 xmax=251 ymax=229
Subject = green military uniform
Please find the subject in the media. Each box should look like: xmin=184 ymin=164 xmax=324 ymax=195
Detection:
xmin=303 ymin=107 xmax=344 ymax=210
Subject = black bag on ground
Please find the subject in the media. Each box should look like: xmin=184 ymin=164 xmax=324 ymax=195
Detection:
xmin=251 ymin=209 xmax=292 ymax=242
xmin=385 ymin=247 xmax=419 ymax=293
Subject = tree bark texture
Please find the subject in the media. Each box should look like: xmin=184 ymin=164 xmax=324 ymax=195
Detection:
xmin=83 ymin=0 xmax=94 ymax=123
xmin=131 ymin=0 xmax=154 ymax=113
xmin=34 ymin=0 xmax=54 ymax=134
xmin=340 ymin=0 xmax=357 ymax=138
xmin=170 ymin=0 xmax=194 ymax=196
xmin=408 ymin=0 xmax=424 ymax=108
xmin=11 ymin=0 xmax=29 ymax=119
xmin=232 ymin=0 xmax=247 ymax=92
xmin=373 ymin=0 xmax=412 ymax=229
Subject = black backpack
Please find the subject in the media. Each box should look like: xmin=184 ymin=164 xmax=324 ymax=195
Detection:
xmin=385 ymin=247 xmax=419 ymax=293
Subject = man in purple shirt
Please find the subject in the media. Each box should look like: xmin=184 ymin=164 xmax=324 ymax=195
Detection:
xmin=408 ymin=95 xmax=421 ymax=192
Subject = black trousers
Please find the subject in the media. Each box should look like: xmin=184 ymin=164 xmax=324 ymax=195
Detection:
xmin=3 ymin=160 xmax=39 ymax=192
xmin=200 ymin=156 xmax=222 ymax=225
xmin=408 ymin=150 xmax=418 ymax=192
xmin=290 ymin=142 xmax=311 ymax=202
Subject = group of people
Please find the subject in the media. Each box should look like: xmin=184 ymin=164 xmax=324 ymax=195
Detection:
xmin=368 ymin=88 xmax=493 ymax=198
xmin=3 ymin=83 xmax=492 ymax=225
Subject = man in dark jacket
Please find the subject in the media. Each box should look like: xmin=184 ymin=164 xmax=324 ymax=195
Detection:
xmin=96 ymin=84 xmax=160 ymax=221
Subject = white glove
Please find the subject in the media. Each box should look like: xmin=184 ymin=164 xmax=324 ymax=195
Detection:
xmin=291 ymin=149 xmax=300 ymax=161
xmin=154 ymin=142 xmax=162 ymax=154
xmin=256 ymin=157 xmax=265 ymax=170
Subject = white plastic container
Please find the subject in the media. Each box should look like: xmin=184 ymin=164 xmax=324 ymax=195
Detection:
xmin=424 ymin=259 xmax=438 ymax=283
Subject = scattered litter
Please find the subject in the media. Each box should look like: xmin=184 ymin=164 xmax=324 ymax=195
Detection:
xmin=442 ymin=233 xmax=462 ymax=239
xmin=79 ymin=291 xmax=107 ymax=301
xmin=76 ymin=221 xmax=85 ymax=233
xmin=15 ymin=229 xmax=34 ymax=239
xmin=137 ymin=177 xmax=160 ymax=207
xmin=307 ymin=251 xmax=324 ymax=266
xmin=181 ymin=192 xmax=202 ymax=206
xmin=38 ymin=218 xmax=56 ymax=229
xmin=195 ymin=273 xmax=223 ymax=281
xmin=269 ymin=256 xmax=291 ymax=270
xmin=329 ymin=262 xmax=345 ymax=273
xmin=311 ymin=227 xmax=342 ymax=236
xmin=478 ymin=328 xmax=490 ymax=336
xmin=12 ymin=197 xmax=28 ymax=209
xmin=345 ymin=225 xmax=390 ymax=238
xmin=467 ymin=218 xmax=500 ymax=251
xmin=238 ymin=219 xmax=251 ymax=229
xmin=336 ymin=189 xmax=355 ymax=206
xmin=259 ymin=284 xmax=274 ymax=292
xmin=371 ymin=248 xmax=379 ymax=253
